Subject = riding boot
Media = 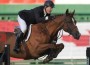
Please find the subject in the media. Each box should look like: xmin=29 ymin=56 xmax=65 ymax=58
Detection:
xmin=13 ymin=30 xmax=24 ymax=53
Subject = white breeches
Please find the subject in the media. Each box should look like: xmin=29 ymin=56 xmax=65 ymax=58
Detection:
xmin=17 ymin=15 xmax=27 ymax=33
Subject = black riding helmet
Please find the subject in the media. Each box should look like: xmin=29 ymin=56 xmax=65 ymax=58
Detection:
xmin=44 ymin=0 xmax=55 ymax=8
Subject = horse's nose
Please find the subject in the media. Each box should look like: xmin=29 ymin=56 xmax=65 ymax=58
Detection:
xmin=78 ymin=33 xmax=81 ymax=38
xmin=75 ymin=32 xmax=81 ymax=40
xmin=72 ymin=31 xmax=81 ymax=40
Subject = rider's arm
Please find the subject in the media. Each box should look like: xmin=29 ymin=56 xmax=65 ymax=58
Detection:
xmin=34 ymin=6 xmax=55 ymax=23
xmin=35 ymin=12 xmax=54 ymax=23
xmin=34 ymin=11 xmax=47 ymax=23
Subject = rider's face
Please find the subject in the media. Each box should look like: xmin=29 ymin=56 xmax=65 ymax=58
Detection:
xmin=46 ymin=6 xmax=53 ymax=14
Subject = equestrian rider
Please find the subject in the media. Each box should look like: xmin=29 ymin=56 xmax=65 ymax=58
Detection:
xmin=13 ymin=0 xmax=55 ymax=53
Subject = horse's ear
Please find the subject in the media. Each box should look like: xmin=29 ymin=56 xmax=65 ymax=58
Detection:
xmin=72 ymin=10 xmax=75 ymax=15
xmin=66 ymin=9 xmax=69 ymax=15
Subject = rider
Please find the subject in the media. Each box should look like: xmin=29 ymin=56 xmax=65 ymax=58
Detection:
xmin=13 ymin=0 xmax=55 ymax=53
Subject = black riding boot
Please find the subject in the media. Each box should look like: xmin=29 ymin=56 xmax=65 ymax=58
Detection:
xmin=13 ymin=30 xmax=24 ymax=53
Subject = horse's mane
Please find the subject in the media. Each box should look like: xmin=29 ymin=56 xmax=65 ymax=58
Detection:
xmin=36 ymin=14 xmax=63 ymax=25
xmin=47 ymin=14 xmax=64 ymax=22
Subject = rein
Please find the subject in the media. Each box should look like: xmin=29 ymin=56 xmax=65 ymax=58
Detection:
xmin=55 ymin=16 xmax=77 ymax=40
xmin=51 ymin=17 xmax=64 ymax=40
xmin=57 ymin=29 xmax=63 ymax=40
xmin=65 ymin=17 xmax=77 ymax=35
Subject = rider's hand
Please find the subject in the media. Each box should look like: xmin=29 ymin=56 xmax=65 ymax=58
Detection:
xmin=45 ymin=16 xmax=55 ymax=20
xmin=45 ymin=16 xmax=49 ymax=20
xmin=48 ymin=16 xmax=55 ymax=20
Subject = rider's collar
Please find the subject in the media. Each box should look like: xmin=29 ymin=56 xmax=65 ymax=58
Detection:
xmin=44 ymin=8 xmax=47 ymax=16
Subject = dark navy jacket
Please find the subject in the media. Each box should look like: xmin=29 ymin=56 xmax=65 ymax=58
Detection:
xmin=18 ymin=6 xmax=51 ymax=26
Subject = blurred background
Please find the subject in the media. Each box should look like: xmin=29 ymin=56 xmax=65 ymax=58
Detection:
xmin=0 ymin=0 xmax=90 ymax=65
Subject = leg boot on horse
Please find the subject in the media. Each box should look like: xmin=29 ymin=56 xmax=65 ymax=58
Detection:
xmin=43 ymin=43 xmax=64 ymax=63
xmin=13 ymin=29 xmax=24 ymax=53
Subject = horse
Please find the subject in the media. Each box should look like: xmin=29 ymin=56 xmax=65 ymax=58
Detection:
xmin=0 ymin=9 xmax=81 ymax=63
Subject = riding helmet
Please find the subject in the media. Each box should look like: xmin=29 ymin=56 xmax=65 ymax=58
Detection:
xmin=44 ymin=0 xmax=55 ymax=8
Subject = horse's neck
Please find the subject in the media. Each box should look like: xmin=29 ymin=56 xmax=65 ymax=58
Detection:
xmin=45 ymin=15 xmax=64 ymax=36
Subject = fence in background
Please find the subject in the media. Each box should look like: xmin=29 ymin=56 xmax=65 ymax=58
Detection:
xmin=0 ymin=44 xmax=10 ymax=65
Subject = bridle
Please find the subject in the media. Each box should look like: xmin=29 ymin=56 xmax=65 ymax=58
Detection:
xmin=57 ymin=16 xmax=77 ymax=40
xmin=65 ymin=17 xmax=77 ymax=34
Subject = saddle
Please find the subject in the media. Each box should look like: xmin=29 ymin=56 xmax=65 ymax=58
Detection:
xmin=14 ymin=25 xmax=32 ymax=42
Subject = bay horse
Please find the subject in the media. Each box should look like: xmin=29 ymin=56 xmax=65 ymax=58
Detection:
xmin=0 ymin=9 xmax=81 ymax=63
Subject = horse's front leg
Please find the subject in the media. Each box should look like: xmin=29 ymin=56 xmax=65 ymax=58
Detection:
xmin=34 ymin=43 xmax=56 ymax=58
xmin=53 ymin=43 xmax=64 ymax=58
xmin=43 ymin=43 xmax=64 ymax=63
xmin=49 ymin=33 xmax=64 ymax=58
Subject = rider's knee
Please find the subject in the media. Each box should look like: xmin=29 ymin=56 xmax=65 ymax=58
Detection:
xmin=18 ymin=15 xmax=27 ymax=33
xmin=21 ymin=26 xmax=27 ymax=33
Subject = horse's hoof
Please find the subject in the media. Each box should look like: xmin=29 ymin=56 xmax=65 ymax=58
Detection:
xmin=43 ymin=59 xmax=49 ymax=64
xmin=43 ymin=57 xmax=53 ymax=63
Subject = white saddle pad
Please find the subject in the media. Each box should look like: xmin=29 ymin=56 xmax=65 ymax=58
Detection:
xmin=25 ymin=24 xmax=32 ymax=42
